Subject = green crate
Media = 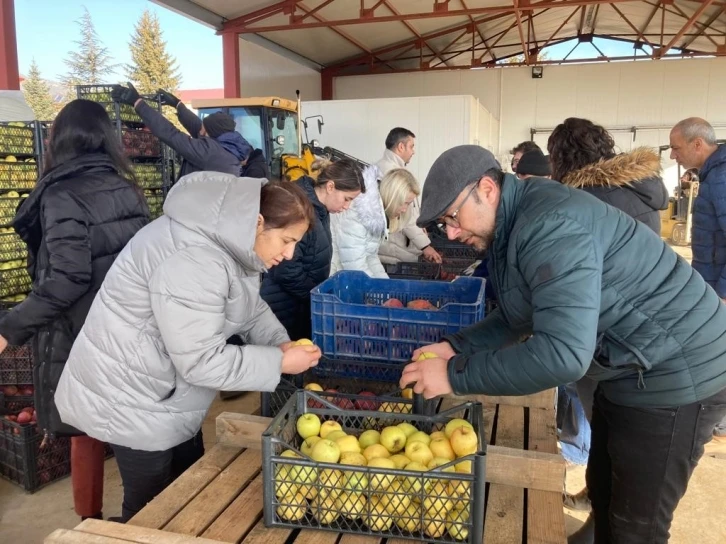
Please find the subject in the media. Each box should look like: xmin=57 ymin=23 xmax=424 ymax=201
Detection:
xmin=0 ymin=123 xmax=35 ymax=156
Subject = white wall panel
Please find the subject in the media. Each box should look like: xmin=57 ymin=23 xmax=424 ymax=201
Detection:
xmin=238 ymin=38 xmax=321 ymax=101
xmin=333 ymin=57 xmax=726 ymax=159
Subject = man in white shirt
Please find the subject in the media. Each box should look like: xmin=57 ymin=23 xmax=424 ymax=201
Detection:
xmin=376 ymin=127 xmax=442 ymax=263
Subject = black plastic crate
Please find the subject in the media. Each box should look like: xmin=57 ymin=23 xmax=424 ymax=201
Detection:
xmin=0 ymin=231 xmax=27 ymax=263
xmin=76 ymin=85 xmax=161 ymax=128
xmin=0 ymin=266 xmax=31 ymax=298
xmin=0 ymin=416 xmax=71 ymax=492
xmin=384 ymin=262 xmax=440 ymax=280
xmin=0 ymin=160 xmax=38 ymax=190
xmin=133 ymin=162 xmax=166 ymax=189
xmin=122 ymin=127 xmax=163 ymax=159
xmin=262 ymin=391 xmax=486 ymax=543
xmin=0 ymin=194 xmax=24 ymax=227
xmin=0 ymin=122 xmax=36 ymax=157
xmin=261 ymin=360 xmax=434 ymax=418
xmin=1 ymin=394 xmax=33 ymax=412
xmin=144 ymin=191 xmax=164 ymax=219
xmin=0 ymin=342 xmax=33 ymax=386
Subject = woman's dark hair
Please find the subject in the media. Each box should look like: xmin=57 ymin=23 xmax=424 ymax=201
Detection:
xmin=260 ymin=181 xmax=315 ymax=231
xmin=547 ymin=117 xmax=616 ymax=181
xmin=44 ymin=99 xmax=136 ymax=183
xmin=312 ymin=158 xmax=366 ymax=193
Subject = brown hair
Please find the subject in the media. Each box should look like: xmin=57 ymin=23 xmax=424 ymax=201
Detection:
xmin=259 ymin=181 xmax=315 ymax=232
xmin=312 ymin=158 xmax=365 ymax=193
xmin=547 ymin=118 xmax=616 ymax=181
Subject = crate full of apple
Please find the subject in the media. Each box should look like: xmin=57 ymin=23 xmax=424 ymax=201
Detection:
xmin=262 ymin=390 xmax=486 ymax=543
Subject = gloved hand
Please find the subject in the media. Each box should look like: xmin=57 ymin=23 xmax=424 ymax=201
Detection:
xmin=157 ymin=89 xmax=180 ymax=108
xmin=111 ymin=83 xmax=141 ymax=107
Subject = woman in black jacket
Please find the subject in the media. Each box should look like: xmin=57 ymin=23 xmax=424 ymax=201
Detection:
xmin=0 ymin=100 xmax=149 ymax=521
xmin=261 ymin=159 xmax=364 ymax=340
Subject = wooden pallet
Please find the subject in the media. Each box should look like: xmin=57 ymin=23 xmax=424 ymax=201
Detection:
xmin=45 ymin=392 xmax=566 ymax=544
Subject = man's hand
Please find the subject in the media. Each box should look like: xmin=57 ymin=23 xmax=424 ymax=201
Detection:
xmin=111 ymin=83 xmax=141 ymax=107
xmin=0 ymin=334 xmax=7 ymax=356
xmin=412 ymin=341 xmax=456 ymax=362
xmin=278 ymin=341 xmax=296 ymax=353
xmin=422 ymin=246 xmax=443 ymax=264
xmin=399 ymin=357 xmax=453 ymax=399
xmin=157 ymin=89 xmax=180 ymax=108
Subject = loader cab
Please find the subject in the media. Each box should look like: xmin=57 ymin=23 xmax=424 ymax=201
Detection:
xmin=192 ymin=97 xmax=300 ymax=180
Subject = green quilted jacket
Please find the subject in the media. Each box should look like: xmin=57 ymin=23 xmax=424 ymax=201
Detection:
xmin=446 ymin=174 xmax=726 ymax=407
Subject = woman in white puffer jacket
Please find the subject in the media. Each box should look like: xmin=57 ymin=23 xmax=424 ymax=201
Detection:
xmin=330 ymin=165 xmax=389 ymax=278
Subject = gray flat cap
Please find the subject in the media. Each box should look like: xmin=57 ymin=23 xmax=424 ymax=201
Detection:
xmin=418 ymin=145 xmax=502 ymax=227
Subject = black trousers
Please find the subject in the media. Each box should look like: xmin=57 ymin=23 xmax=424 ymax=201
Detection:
xmin=111 ymin=430 xmax=205 ymax=522
xmin=586 ymin=387 xmax=726 ymax=543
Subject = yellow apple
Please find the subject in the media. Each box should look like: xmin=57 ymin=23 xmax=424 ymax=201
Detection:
xmin=311 ymin=438 xmax=341 ymax=463
xmin=379 ymin=402 xmax=411 ymax=414
xmin=407 ymin=431 xmax=431 ymax=446
xmin=363 ymin=444 xmax=390 ymax=462
xmin=430 ymin=431 xmax=447 ymax=441
xmin=417 ymin=352 xmax=439 ymax=360
xmin=275 ymin=479 xmax=299 ymax=499
xmin=429 ymin=437 xmax=456 ymax=460
xmin=276 ymin=492 xmax=307 ymax=521
xmin=358 ymin=429 xmax=381 ymax=449
xmin=343 ymin=470 xmax=369 ymax=492
xmin=446 ymin=507 xmax=470 ymax=540
xmin=380 ymin=426 xmax=407 ymax=453
xmin=364 ymin=500 xmax=394 ymax=531
xmin=367 ymin=457 xmax=396 ymax=491
xmin=310 ymin=495 xmax=338 ymax=525
xmin=277 ymin=450 xmax=315 ymax=491
xmin=423 ymin=481 xmax=454 ymax=518
xmin=455 ymin=460 xmax=472 ymax=474
xmin=339 ymin=451 xmax=367 ymax=466
xmin=317 ymin=468 xmax=343 ymax=501
xmin=424 ymin=519 xmax=448 ymax=538
xmin=378 ymin=479 xmax=411 ymax=514
xmin=335 ymin=492 xmax=367 ymax=519
xmin=402 ymin=461 xmax=428 ymax=494
xmin=428 ymin=457 xmax=456 ymax=470
xmin=319 ymin=420 xmax=343 ymax=439
xmin=296 ymin=413 xmax=321 ymax=439
xmin=444 ymin=418 xmax=474 ymax=439
xmin=397 ymin=422 xmax=417 ymax=438
xmin=401 ymin=387 xmax=414 ymax=399
xmin=304 ymin=382 xmax=323 ymax=392
xmin=389 ymin=454 xmax=411 ymax=470
xmin=335 ymin=434 xmax=361 ymax=454
xmin=405 ymin=441 xmax=434 ymax=466
xmin=396 ymin=502 xmax=422 ymax=533
xmin=449 ymin=427 xmax=478 ymax=457
xmin=448 ymin=478 xmax=470 ymax=499
xmin=295 ymin=338 xmax=314 ymax=346
xmin=326 ymin=430 xmax=347 ymax=442
xmin=300 ymin=436 xmax=322 ymax=457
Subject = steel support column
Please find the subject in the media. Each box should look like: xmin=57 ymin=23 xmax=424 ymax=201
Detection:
xmin=0 ymin=0 xmax=20 ymax=90
xmin=222 ymin=31 xmax=241 ymax=98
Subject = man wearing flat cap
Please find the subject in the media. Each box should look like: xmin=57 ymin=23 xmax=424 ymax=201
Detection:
xmin=112 ymin=83 xmax=253 ymax=179
xmin=400 ymin=145 xmax=726 ymax=543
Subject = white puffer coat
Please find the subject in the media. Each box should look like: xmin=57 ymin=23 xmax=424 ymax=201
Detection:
xmin=330 ymin=165 xmax=388 ymax=278
xmin=55 ymin=172 xmax=289 ymax=451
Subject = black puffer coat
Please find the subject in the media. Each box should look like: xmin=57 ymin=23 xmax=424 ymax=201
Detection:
xmin=560 ymin=147 xmax=669 ymax=235
xmin=260 ymin=176 xmax=331 ymax=340
xmin=241 ymin=149 xmax=270 ymax=179
xmin=0 ymin=154 xmax=149 ymax=436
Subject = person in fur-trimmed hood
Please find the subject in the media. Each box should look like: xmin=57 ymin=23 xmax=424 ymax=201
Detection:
xmin=548 ymin=118 xmax=669 ymax=235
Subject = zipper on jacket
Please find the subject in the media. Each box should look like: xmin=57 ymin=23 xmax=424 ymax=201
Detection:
xmin=637 ymin=369 xmax=646 ymax=391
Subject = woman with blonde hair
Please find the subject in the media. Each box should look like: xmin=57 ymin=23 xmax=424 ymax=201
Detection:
xmin=378 ymin=169 xmax=432 ymax=265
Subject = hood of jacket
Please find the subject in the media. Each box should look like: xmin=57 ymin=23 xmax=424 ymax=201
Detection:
xmin=215 ymin=131 xmax=253 ymax=161
xmin=298 ymin=176 xmax=328 ymax=224
xmin=163 ymin=171 xmax=266 ymax=273
xmin=352 ymin=165 xmax=386 ymax=238
xmin=13 ymin=153 xmax=121 ymax=236
xmin=561 ymin=147 xmax=668 ymax=211
xmin=701 ymin=144 xmax=726 ymax=182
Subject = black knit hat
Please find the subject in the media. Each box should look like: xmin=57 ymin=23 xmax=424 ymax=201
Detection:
xmin=202 ymin=112 xmax=236 ymax=139
xmin=516 ymin=149 xmax=552 ymax=177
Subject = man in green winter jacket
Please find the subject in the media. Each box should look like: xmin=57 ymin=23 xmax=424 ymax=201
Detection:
xmin=401 ymin=145 xmax=726 ymax=543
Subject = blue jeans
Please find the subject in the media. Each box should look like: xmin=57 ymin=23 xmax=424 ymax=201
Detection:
xmin=557 ymin=383 xmax=591 ymax=465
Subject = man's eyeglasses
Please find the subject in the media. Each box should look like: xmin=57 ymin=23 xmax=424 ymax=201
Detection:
xmin=437 ymin=182 xmax=479 ymax=230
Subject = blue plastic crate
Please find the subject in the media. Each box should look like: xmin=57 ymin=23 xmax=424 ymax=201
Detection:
xmin=311 ymin=271 xmax=486 ymax=363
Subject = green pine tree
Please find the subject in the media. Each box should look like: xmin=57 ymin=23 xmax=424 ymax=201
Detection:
xmin=62 ymin=6 xmax=118 ymax=88
xmin=126 ymin=9 xmax=182 ymax=95
xmin=22 ymin=59 xmax=58 ymax=121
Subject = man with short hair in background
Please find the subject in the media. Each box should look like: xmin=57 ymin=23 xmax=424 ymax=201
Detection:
xmin=376 ymin=127 xmax=441 ymax=264
xmin=510 ymin=140 xmax=542 ymax=173
xmin=671 ymin=117 xmax=726 ymax=444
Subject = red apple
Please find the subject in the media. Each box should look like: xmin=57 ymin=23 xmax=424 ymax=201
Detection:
xmin=382 ymin=298 xmax=404 ymax=308
xmin=20 ymin=407 xmax=34 ymax=415
xmin=16 ymin=411 xmax=32 ymax=424
xmin=2 ymin=385 xmax=18 ymax=396
xmin=354 ymin=391 xmax=380 ymax=411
